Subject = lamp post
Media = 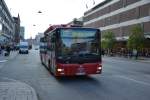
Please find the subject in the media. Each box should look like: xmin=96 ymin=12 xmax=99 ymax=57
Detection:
xmin=38 ymin=11 xmax=42 ymax=13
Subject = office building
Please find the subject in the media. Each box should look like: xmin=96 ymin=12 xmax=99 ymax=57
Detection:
xmin=0 ymin=0 xmax=14 ymax=44
xmin=20 ymin=26 xmax=25 ymax=40
xmin=84 ymin=0 xmax=150 ymax=50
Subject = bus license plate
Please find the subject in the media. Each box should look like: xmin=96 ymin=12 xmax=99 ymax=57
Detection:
xmin=76 ymin=72 xmax=85 ymax=75
xmin=76 ymin=68 xmax=85 ymax=75
xmin=76 ymin=67 xmax=85 ymax=75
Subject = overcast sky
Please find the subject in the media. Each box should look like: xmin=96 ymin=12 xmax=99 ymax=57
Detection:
xmin=5 ymin=0 xmax=104 ymax=39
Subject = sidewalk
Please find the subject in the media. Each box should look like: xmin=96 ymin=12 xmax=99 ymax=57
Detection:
xmin=0 ymin=52 xmax=38 ymax=100
xmin=103 ymin=55 xmax=150 ymax=63
xmin=0 ymin=77 xmax=38 ymax=100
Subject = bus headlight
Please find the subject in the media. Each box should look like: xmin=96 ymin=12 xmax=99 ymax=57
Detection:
xmin=97 ymin=67 xmax=102 ymax=70
xmin=57 ymin=68 xmax=64 ymax=72
xmin=98 ymin=63 xmax=102 ymax=70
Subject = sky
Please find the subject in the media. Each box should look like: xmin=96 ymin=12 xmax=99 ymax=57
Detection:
xmin=4 ymin=0 xmax=104 ymax=39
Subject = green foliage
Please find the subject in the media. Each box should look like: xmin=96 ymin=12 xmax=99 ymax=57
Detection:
xmin=127 ymin=25 xmax=145 ymax=50
xmin=101 ymin=31 xmax=115 ymax=49
xmin=101 ymin=40 xmax=107 ymax=49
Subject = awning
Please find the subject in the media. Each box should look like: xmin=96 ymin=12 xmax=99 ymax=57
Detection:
xmin=0 ymin=35 xmax=7 ymax=44
xmin=2 ymin=33 xmax=11 ymax=39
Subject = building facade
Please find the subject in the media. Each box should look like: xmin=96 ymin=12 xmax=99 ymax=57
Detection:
xmin=13 ymin=15 xmax=20 ymax=44
xmin=20 ymin=26 xmax=25 ymax=40
xmin=0 ymin=0 xmax=15 ymax=44
xmin=35 ymin=33 xmax=44 ymax=45
xmin=84 ymin=0 xmax=150 ymax=51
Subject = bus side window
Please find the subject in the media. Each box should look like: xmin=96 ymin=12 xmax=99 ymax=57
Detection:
xmin=51 ymin=34 xmax=56 ymax=50
xmin=47 ymin=43 xmax=52 ymax=51
xmin=47 ymin=42 xmax=55 ymax=51
xmin=51 ymin=34 xmax=56 ymax=43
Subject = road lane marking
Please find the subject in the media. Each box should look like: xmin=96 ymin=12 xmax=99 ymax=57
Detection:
xmin=117 ymin=75 xmax=150 ymax=86
xmin=0 ymin=60 xmax=8 ymax=63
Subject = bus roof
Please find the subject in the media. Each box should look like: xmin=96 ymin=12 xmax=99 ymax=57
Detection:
xmin=44 ymin=24 xmax=100 ymax=35
xmin=57 ymin=27 xmax=100 ymax=30
xmin=45 ymin=27 xmax=100 ymax=35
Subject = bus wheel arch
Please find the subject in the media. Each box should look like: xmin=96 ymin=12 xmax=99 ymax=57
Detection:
xmin=48 ymin=59 xmax=53 ymax=75
xmin=40 ymin=55 xmax=44 ymax=65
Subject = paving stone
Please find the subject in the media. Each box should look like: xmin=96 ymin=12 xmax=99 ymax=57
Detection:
xmin=0 ymin=82 xmax=38 ymax=100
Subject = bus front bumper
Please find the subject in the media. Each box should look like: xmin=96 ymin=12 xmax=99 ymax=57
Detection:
xmin=55 ymin=63 xmax=102 ymax=76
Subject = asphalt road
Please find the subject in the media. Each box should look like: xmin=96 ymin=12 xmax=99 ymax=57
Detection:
xmin=0 ymin=50 xmax=150 ymax=100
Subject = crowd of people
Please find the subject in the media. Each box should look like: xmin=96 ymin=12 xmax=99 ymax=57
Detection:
xmin=101 ymin=48 xmax=150 ymax=59
xmin=0 ymin=44 xmax=11 ymax=57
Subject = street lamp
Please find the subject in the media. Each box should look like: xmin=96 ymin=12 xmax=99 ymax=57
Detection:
xmin=37 ymin=11 xmax=42 ymax=13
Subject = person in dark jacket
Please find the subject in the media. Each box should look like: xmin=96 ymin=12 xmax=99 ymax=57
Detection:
xmin=5 ymin=45 xmax=11 ymax=56
xmin=0 ymin=45 xmax=1 ymax=55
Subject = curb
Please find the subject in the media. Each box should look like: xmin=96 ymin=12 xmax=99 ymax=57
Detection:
xmin=137 ymin=60 xmax=150 ymax=63
xmin=103 ymin=56 xmax=150 ymax=63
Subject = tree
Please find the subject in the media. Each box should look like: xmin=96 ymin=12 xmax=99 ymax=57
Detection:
xmin=127 ymin=25 xmax=145 ymax=51
xmin=127 ymin=25 xmax=145 ymax=59
xmin=101 ymin=40 xmax=107 ymax=49
xmin=101 ymin=31 xmax=115 ymax=55
xmin=73 ymin=18 xmax=77 ymax=22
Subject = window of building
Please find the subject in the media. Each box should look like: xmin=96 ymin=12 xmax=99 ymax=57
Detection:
xmin=139 ymin=4 xmax=150 ymax=18
xmin=122 ymin=0 xmax=127 ymax=7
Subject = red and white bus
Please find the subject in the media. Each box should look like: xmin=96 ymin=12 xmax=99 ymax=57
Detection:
xmin=40 ymin=25 xmax=102 ymax=76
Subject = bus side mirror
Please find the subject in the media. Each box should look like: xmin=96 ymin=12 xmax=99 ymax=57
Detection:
xmin=97 ymin=30 xmax=101 ymax=39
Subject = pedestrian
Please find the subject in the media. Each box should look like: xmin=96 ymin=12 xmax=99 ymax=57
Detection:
xmin=5 ymin=45 xmax=11 ymax=56
xmin=0 ymin=45 xmax=1 ymax=55
xmin=128 ymin=50 xmax=132 ymax=58
xmin=133 ymin=49 xmax=138 ymax=59
xmin=101 ymin=49 xmax=105 ymax=56
xmin=0 ymin=45 xmax=4 ymax=56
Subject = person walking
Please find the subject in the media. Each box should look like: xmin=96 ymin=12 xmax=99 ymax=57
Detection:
xmin=101 ymin=49 xmax=105 ymax=56
xmin=5 ymin=45 xmax=11 ymax=56
xmin=133 ymin=49 xmax=138 ymax=59
xmin=0 ymin=45 xmax=2 ymax=55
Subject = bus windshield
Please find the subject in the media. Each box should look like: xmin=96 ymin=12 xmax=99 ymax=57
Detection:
xmin=58 ymin=28 xmax=100 ymax=57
